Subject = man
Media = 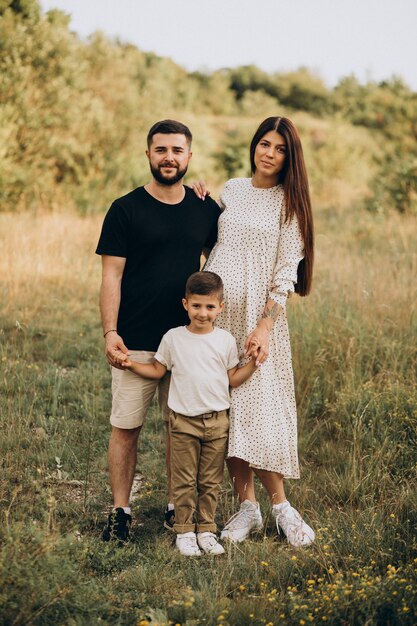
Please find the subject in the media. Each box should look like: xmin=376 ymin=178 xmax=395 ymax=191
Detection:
xmin=96 ymin=120 xmax=220 ymax=542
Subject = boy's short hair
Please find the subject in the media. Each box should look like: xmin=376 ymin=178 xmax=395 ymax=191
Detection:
xmin=147 ymin=119 xmax=192 ymax=148
xmin=185 ymin=271 xmax=224 ymax=301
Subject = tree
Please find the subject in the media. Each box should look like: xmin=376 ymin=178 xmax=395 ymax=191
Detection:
xmin=272 ymin=68 xmax=332 ymax=115
xmin=213 ymin=129 xmax=250 ymax=179
xmin=0 ymin=0 xmax=40 ymax=19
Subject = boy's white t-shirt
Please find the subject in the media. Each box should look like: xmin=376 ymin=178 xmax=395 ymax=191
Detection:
xmin=154 ymin=326 xmax=239 ymax=416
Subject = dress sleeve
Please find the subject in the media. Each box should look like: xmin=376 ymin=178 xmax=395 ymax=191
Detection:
xmin=218 ymin=180 xmax=231 ymax=212
xmin=269 ymin=210 xmax=304 ymax=311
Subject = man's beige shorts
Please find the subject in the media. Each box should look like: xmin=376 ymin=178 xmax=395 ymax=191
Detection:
xmin=110 ymin=350 xmax=170 ymax=429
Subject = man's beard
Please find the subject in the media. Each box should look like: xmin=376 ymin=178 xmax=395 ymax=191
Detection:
xmin=150 ymin=163 xmax=188 ymax=186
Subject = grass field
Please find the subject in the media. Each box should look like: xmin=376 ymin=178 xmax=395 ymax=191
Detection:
xmin=0 ymin=203 xmax=416 ymax=625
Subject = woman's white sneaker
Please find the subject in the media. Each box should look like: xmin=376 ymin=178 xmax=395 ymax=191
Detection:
xmin=176 ymin=532 xmax=202 ymax=556
xmin=220 ymin=500 xmax=263 ymax=542
xmin=197 ymin=532 xmax=225 ymax=555
xmin=272 ymin=501 xmax=315 ymax=547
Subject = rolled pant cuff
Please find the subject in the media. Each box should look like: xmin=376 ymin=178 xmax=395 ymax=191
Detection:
xmin=197 ymin=523 xmax=217 ymax=533
xmin=174 ymin=524 xmax=196 ymax=534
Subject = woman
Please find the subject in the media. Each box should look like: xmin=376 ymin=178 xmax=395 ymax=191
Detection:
xmin=195 ymin=116 xmax=315 ymax=547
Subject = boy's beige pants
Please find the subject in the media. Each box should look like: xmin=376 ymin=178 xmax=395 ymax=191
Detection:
xmin=169 ymin=409 xmax=229 ymax=533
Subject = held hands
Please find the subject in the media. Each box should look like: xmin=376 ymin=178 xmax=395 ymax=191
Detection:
xmin=244 ymin=321 xmax=271 ymax=366
xmin=113 ymin=351 xmax=133 ymax=369
xmin=189 ymin=180 xmax=211 ymax=201
xmin=105 ymin=332 xmax=129 ymax=369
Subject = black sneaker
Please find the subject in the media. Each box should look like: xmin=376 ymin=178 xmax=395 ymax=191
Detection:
xmin=102 ymin=508 xmax=132 ymax=543
xmin=163 ymin=506 xmax=175 ymax=531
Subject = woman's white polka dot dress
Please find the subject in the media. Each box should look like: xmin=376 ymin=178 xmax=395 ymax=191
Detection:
xmin=204 ymin=178 xmax=304 ymax=478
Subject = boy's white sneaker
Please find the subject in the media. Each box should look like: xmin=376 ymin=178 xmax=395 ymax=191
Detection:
xmin=197 ymin=532 xmax=225 ymax=555
xmin=220 ymin=500 xmax=263 ymax=542
xmin=176 ymin=532 xmax=202 ymax=556
xmin=272 ymin=501 xmax=315 ymax=547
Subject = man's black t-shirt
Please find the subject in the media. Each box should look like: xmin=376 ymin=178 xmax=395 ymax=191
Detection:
xmin=96 ymin=186 xmax=220 ymax=351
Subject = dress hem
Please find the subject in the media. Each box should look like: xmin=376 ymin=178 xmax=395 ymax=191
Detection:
xmin=226 ymin=455 xmax=300 ymax=479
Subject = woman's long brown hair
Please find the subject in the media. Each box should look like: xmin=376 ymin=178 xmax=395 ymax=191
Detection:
xmin=249 ymin=116 xmax=314 ymax=296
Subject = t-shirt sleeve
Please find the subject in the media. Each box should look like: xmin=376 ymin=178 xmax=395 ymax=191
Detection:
xmin=225 ymin=333 xmax=240 ymax=370
xmin=95 ymin=201 xmax=130 ymax=257
xmin=154 ymin=333 xmax=172 ymax=370
xmin=203 ymin=197 xmax=221 ymax=249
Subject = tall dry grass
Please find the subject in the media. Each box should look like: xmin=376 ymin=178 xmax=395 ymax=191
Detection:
xmin=1 ymin=212 xmax=101 ymax=321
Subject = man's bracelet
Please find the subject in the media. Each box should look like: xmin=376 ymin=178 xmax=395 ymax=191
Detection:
xmin=103 ymin=329 xmax=117 ymax=338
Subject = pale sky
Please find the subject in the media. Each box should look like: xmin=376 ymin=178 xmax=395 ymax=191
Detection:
xmin=39 ymin=0 xmax=417 ymax=91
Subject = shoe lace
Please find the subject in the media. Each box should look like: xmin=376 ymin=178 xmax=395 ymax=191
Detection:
xmin=181 ymin=535 xmax=198 ymax=548
xmin=223 ymin=508 xmax=252 ymax=530
xmin=279 ymin=507 xmax=302 ymax=531
xmin=201 ymin=533 xmax=218 ymax=547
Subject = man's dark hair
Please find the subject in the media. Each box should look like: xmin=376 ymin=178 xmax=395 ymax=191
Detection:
xmin=147 ymin=119 xmax=192 ymax=148
xmin=185 ymin=271 xmax=224 ymax=300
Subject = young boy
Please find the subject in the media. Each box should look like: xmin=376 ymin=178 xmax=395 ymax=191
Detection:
xmin=114 ymin=271 xmax=258 ymax=556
